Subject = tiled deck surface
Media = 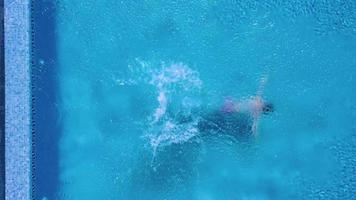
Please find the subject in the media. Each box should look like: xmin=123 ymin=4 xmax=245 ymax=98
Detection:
xmin=5 ymin=0 xmax=31 ymax=199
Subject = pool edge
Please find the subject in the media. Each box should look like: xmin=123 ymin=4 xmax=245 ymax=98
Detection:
xmin=4 ymin=0 xmax=31 ymax=200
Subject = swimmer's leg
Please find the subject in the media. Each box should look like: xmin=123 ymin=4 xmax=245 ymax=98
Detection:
xmin=251 ymin=117 xmax=259 ymax=137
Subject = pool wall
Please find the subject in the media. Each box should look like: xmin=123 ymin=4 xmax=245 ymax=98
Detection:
xmin=4 ymin=0 xmax=31 ymax=199
xmin=32 ymin=0 xmax=60 ymax=199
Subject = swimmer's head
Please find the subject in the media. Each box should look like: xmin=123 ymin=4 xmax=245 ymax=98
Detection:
xmin=262 ymin=102 xmax=274 ymax=114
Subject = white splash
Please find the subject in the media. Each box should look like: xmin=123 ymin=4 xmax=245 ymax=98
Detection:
xmin=149 ymin=62 xmax=202 ymax=91
xmin=129 ymin=60 xmax=203 ymax=154
xmin=153 ymin=91 xmax=168 ymax=123
xmin=149 ymin=62 xmax=202 ymax=123
xmin=149 ymin=120 xmax=200 ymax=155
xmin=124 ymin=59 xmax=203 ymax=155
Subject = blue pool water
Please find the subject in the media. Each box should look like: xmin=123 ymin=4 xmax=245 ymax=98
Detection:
xmin=33 ymin=0 xmax=356 ymax=199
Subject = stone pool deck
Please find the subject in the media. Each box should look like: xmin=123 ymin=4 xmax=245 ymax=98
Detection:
xmin=5 ymin=0 xmax=31 ymax=199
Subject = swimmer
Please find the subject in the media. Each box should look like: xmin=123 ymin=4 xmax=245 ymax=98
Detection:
xmin=202 ymin=75 xmax=273 ymax=138
xmin=222 ymin=75 xmax=273 ymax=136
xmin=173 ymin=75 xmax=273 ymax=140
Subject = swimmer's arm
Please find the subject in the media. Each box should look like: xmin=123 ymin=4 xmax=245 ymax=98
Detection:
xmin=256 ymin=74 xmax=268 ymax=97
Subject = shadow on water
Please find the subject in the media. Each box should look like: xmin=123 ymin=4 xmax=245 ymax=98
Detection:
xmin=33 ymin=1 xmax=60 ymax=199
xmin=129 ymin=138 xmax=201 ymax=200
xmin=128 ymin=109 xmax=256 ymax=199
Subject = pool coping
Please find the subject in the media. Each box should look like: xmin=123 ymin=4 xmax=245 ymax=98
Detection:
xmin=4 ymin=0 xmax=31 ymax=199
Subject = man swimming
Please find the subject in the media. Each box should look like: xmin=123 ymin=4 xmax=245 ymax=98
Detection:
xmin=197 ymin=75 xmax=273 ymax=139
xmin=150 ymin=74 xmax=274 ymax=151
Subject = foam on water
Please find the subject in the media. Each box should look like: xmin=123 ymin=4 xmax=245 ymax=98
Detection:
xmin=125 ymin=60 xmax=203 ymax=155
